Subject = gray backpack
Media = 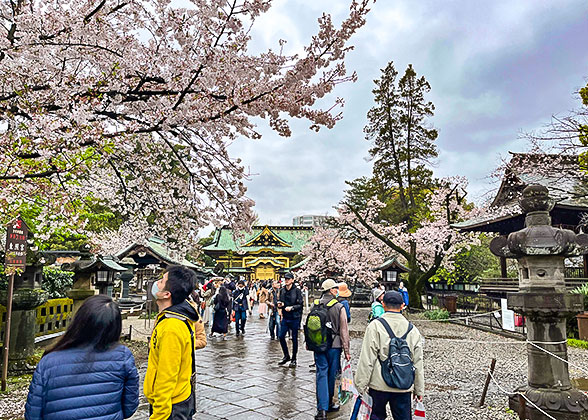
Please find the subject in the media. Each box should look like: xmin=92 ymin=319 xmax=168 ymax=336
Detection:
xmin=377 ymin=318 xmax=415 ymax=390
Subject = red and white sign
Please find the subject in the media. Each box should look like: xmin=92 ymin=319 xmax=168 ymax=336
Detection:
xmin=5 ymin=217 xmax=28 ymax=269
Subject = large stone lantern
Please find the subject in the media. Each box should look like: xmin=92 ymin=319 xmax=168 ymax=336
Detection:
xmin=0 ymin=251 xmax=52 ymax=374
xmin=490 ymin=185 xmax=588 ymax=419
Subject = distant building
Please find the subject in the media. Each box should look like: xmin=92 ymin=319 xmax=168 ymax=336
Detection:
xmin=203 ymin=225 xmax=314 ymax=282
xmin=292 ymin=214 xmax=328 ymax=227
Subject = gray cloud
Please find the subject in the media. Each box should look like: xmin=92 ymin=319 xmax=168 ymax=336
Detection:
xmin=228 ymin=0 xmax=588 ymax=225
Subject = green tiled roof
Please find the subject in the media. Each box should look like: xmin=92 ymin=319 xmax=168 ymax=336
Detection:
xmin=372 ymin=257 xmax=409 ymax=272
xmin=203 ymin=225 xmax=314 ymax=253
xmin=117 ymin=236 xmax=200 ymax=269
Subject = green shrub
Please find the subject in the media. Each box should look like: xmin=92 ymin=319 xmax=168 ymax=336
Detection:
xmin=571 ymin=284 xmax=588 ymax=310
xmin=42 ymin=267 xmax=74 ymax=298
xmin=568 ymin=338 xmax=588 ymax=350
xmin=423 ymin=308 xmax=449 ymax=320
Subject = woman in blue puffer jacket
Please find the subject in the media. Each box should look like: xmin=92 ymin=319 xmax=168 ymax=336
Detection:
xmin=25 ymin=295 xmax=139 ymax=420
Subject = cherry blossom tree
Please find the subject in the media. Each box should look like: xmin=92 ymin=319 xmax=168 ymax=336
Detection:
xmin=0 ymin=0 xmax=373 ymax=251
xmin=298 ymin=224 xmax=384 ymax=285
xmin=301 ymin=177 xmax=478 ymax=307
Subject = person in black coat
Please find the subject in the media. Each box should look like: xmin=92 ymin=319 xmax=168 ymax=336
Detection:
xmin=211 ymin=286 xmax=230 ymax=337
xmin=277 ymin=272 xmax=303 ymax=367
xmin=232 ymin=280 xmax=249 ymax=336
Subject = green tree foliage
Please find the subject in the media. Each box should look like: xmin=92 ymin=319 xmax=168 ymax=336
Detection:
xmin=41 ymin=267 xmax=74 ymax=298
xmin=342 ymin=62 xmax=453 ymax=307
xmin=430 ymin=235 xmax=500 ymax=284
xmin=363 ymin=62 xmax=438 ymax=227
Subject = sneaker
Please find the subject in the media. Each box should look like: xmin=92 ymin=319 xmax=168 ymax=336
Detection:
xmin=314 ymin=410 xmax=327 ymax=420
xmin=236 ymin=332 xmax=240 ymax=337
xmin=278 ymin=357 xmax=291 ymax=366
xmin=327 ymin=404 xmax=340 ymax=412
xmin=289 ymin=359 xmax=297 ymax=368
xmin=241 ymin=330 xmax=246 ymax=336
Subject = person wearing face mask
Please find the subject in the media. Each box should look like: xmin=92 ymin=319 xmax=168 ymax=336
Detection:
xmin=310 ymin=279 xmax=350 ymax=420
xmin=144 ymin=266 xmax=207 ymax=420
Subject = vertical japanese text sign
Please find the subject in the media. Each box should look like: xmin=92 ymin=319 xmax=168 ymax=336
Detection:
xmin=5 ymin=217 xmax=28 ymax=269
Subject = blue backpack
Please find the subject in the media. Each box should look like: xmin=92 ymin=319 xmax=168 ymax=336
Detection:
xmin=377 ymin=317 xmax=415 ymax=390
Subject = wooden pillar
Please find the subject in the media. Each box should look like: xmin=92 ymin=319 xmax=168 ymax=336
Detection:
xmin=500 ymin=256 xmax=508 ymax=279
xmin=583 ymin=254 xmax=588 ymax=278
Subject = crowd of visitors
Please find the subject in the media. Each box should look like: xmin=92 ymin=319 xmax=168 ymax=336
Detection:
xmin=23 ymin=267 xmax=423 ymax=420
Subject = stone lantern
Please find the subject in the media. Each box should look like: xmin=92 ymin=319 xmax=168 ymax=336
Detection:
xmin=62 ymin=245 xmax=126 ymax=313
xmin=490 ymin=185 xmax=588 ymax=419
xmin=0 ymin=251 xmax=53 ymax=374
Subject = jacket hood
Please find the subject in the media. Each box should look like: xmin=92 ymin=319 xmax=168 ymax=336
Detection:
xmin=163 ymin=300 xmax=200 ymax=322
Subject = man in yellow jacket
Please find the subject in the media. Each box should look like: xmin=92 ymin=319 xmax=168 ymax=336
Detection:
xmin=144 ymin=265 xmax=207 ymax=420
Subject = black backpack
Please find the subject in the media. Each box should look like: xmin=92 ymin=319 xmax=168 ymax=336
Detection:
xmin=304 ymin=299 xmax=338 ymax=353
xmin=377 ymin=317 xmax=415 ymax=390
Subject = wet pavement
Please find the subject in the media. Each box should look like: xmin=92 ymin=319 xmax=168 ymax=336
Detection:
xmin=129 ymin=311 xmax=353 ymax=420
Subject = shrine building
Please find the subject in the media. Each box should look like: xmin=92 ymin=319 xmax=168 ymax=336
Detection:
xmin=203 ymin=225 xmax=314 ymax=282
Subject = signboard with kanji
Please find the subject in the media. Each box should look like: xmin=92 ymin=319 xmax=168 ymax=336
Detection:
xmin=5 ymin=217 xmax=28 ymax=269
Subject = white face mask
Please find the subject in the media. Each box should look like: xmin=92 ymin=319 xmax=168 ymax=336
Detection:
xmin=151 ymin=282 xmax=162 ymax=300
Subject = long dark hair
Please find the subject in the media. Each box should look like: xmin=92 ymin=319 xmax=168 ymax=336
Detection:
xmin=45 ymin=295 xmax=122 ymax=355
xmin=217 ymin=286 xmax=229 ymax=306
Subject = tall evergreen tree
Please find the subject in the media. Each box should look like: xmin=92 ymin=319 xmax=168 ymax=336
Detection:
xmin=364 ymin=62 xmax=438 ymax=227
xmin=338 ymin=62 xmax=467 ymax=308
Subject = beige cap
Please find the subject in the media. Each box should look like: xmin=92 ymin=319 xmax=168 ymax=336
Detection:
xmin=321 ymin=278 xmax=339 ymax=292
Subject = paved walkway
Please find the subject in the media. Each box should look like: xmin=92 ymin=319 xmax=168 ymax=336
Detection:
xmin=128 ymin=311 xmax=354 ymax=420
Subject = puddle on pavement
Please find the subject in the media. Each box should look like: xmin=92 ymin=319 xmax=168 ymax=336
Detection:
xmin=572 ymin=377 xmax=588 ymax=391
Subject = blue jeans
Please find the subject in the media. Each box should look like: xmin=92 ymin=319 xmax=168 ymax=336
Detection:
xmin=314 ymin=347 xmax=341 ymax=411
xmin=279 ymin=317 xmax=300 ymax=360
xmin=369 ymin=388 xmax=412 ymax=420
xmin=268 ymin=311 xmax=280 ymax=339
xmin=235 ymin=308 xmax=247 ymax=333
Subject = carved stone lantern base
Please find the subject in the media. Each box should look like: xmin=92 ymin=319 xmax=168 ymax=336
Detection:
xmin=0 ymin=289 xmax=48 ymax=375
xmin=509 ymin=386 xmax=588 ymax=419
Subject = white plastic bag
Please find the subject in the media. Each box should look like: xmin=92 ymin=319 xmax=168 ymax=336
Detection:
xmin=350 ymin=393 xmax=372 ymax=420
xmin=341 ymin=361 xmax=357 ymax=394
xmin=413 ymin=400 xmax=426 ymax=420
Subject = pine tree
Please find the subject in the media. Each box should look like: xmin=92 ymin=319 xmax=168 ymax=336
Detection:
xmin=364 ymin=62 xmax=438 ymax=228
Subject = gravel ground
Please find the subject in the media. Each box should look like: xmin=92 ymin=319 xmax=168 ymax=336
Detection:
xmin=3 ymin=308 xmax=588 ymax=419
xmin=347 ymin=308 xmax=588 ymax=420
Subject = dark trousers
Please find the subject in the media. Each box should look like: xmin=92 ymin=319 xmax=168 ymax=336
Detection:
xmin=149 ymin=393 xmax=194 ymax=419
xmin=235 ymin=308 xmax=247 ymax=333
xmin=279 ymin=317 xmax=300 ymax=360
xmin=314 ymin=347 xmax=341 ymax=410
xmin=269 ymin=311 xmax=280 ymax=339
xmin=369 ymin=388 xmax=412 ymax=420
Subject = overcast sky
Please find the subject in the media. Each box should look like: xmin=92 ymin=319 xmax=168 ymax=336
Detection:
xmin=227 ymin=0 xmax=588 ymax=226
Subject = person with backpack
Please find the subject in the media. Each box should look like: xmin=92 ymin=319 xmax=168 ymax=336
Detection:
xmin=355 ymin=291 xmax=424 ymax=420
xmin=145 ymin=265 xmax=207 ymax=420
xmin=305 ymin=279 xmax=350 ymax=420
xmin=277 ymin=272 xmax=303 ymax=367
